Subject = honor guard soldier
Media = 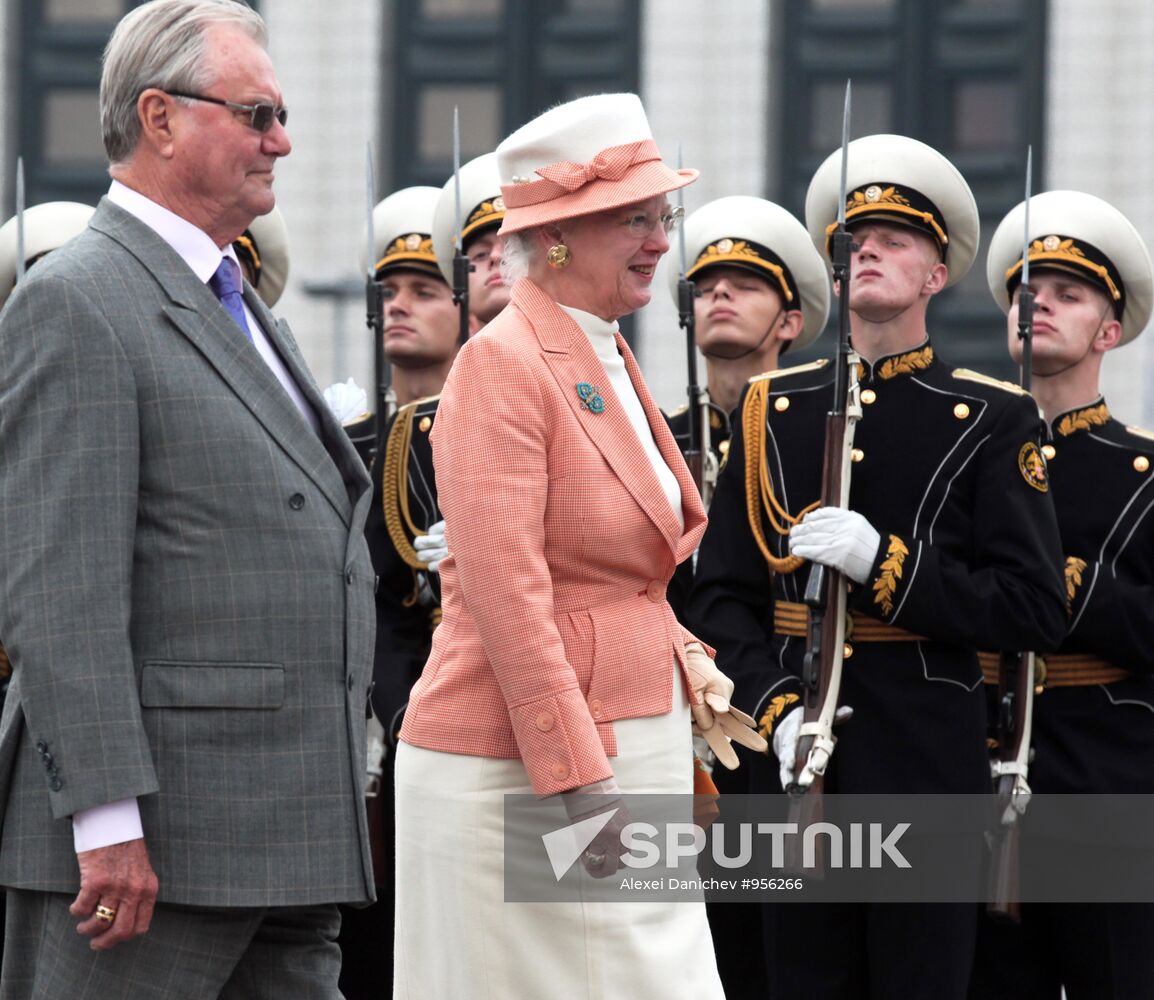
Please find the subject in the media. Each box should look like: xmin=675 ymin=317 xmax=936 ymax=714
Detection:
xmin=345 ymin=185 xmax=468 ymax=999
xmin=664 ymin=195 xmax=830 ymax=490
xmin=687 ymin=135 xmax=1067 ymax=1000
xmin=970 ymin=191 xmax=1154 ymax=1000
xmin=668 ymin=196 xmax=831 ymax=1000
xmin=432 ymin=150 xmax=510 ymax=329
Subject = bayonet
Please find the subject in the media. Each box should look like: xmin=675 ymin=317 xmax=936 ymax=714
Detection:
xmin=15 ymin=157 xmax=26 ymax=282
xmin=451 ymin=105 xmax=472 ymax=346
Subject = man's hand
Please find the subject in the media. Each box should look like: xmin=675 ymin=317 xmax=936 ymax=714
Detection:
xmin=70 ymin=838 xmax=158 ymax=950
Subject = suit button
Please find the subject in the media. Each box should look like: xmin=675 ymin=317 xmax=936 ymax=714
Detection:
xmin=35 ymin=741 xmax=47 ymax=754
xmin=346 ymin=569 xmax=354 ymax=585
xmin=536 ymin=712 xmax=554 ymax=732
xmin=646 ymin=581 xmax=664 ymax=603
xmin=347 ymin=675 xmax=355 ymax=692
xmin=589 ymin=699 xmax=603 ymax=720
xmin=288 ymin=493 xmax=305 ymax=510
xmin=49 ymin=778 xmax=63 ymax=792
xmin=551 ymin=763 xmax=569 ymax=781
xmin=42 ymin=753 xmax=54 ymax=766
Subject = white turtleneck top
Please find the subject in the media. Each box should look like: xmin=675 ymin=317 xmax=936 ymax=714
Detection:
xmin=559 ymin=304 xmax=684 ymax=530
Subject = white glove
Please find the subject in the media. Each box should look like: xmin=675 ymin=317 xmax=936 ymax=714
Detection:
xmin=413 ymin=518 xmax=448 ymax=572
xmin=322 ymin=377 xmax=369 ymax=425
xmin=789 ymin=506 xmax=880 ymax=585
xmin=773 ymin=704 xmax=854 ymax=791
xmin=685 ymin=644 xmax=768 ymax=769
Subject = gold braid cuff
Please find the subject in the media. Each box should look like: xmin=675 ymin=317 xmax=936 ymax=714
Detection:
xmin=743 ymin=379 xmax=818 ymax=574
xmin=757 ymin=692 xmax=800 ymax=740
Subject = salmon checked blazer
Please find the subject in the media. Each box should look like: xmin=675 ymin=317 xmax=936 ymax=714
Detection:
xmin=399 ymin=278 xmax=709 ymax=796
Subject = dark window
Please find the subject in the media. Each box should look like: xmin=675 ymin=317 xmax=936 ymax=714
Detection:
xmin=386 ymin=0 xmax=641 ymax=189
xmin=777 ymin=0 xmax=1046 ymax=381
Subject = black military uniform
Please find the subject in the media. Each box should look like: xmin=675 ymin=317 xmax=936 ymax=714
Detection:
xmin=970 ymin=404 xmax=1154 ymax=999
xmin=663 ymin=393 xmax=731 ymax=619
xmin=689 ymin=343 xmax=1066 ymax=998
xmin=364 ymin=395 xmax=443 ymax=733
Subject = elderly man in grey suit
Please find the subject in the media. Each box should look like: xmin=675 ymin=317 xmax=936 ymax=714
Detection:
xmin=0 ymin=1 xmax=376 ymax=997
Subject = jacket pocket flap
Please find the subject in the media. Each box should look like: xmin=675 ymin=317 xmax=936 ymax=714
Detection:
xmin=141 ymin=661 xmax=285 ymax=709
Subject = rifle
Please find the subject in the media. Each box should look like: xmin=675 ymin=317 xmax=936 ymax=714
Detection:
xmin=450 ymin=107 xmax=473 ymax=346
xmin=987 ymin=148 xmax=1037 ymax=923
xmin=785 ymin=81 xmax=861 ymax=876
xmin=365 ymin=144 xmax=394 ymax=428
xmin=15 ymin=157 xmax=25 ymax=283
xmin=675 ymin=144 xmax=706 ymax=499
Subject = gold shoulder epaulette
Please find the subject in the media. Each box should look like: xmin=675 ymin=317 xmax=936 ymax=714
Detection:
xmin=748 ymin=358 xmax=830 ymax=384
xmin=1125 ymin=424 xmax=1154 ymax=443
xmin=952 ymin=368 xmax=1028 ymax=396
xmin=664 ymin=402 xmax=689 ymax=417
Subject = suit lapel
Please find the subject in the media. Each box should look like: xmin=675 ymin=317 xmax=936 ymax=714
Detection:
xmin=90 ymin=201 xmax=356 ymax=523
xmin=514 ymin=280 xmax=692 ymax=554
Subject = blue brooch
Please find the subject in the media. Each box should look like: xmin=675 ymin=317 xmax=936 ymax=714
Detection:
xmin=576 ymin=382 xmax=605 ymax=414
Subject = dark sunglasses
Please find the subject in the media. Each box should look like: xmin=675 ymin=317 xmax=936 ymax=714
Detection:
xmin=166 ymin=90 xmax=288 ymax=133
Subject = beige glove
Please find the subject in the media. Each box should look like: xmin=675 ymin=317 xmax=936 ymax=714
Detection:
xmin=684 ymin=643 xmax=768 ymax=769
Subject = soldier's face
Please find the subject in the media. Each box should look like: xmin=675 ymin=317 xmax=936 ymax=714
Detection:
xmin=846 ymin=223 xmax=945 ymax=321
xmin=465 ymin=232 xmax=509 ymax=325
xmin=693 ymin=266 xmax=795 ymax=361
xmin=382 ymin=271 xmax=459 ymax=367
xmin=1008 ymin=271 xmax=1120 ymax=375
xmin=169 ymin=24 xmax=291 ymax=246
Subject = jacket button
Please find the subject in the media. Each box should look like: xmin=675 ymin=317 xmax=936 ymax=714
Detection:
xmin=35 ymin=741 xmax=47 ymax=754
xmin=49 ymin=778 xmax=63 ymax=792
xmin=347 ymin=675 xmax=355 ymax=692
xmin=646 ymin=581 xmax=664 ymax=603
xmin=589 ymin=699 xmax=603 ymax=719
xmin=536 ymin=712 xmax=554 ymax=732
xmin=551 ymin=763 xmax=569 ymax=781
xmin=288 ymin=493 xmax=305 ymax=510
xmin=346 ymin=569 xmax=354 ymax=585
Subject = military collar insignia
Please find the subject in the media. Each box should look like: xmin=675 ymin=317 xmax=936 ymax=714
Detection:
xmin=1054 ymin=400 xmax=1110 ymax=437
xmin=874 ymin=344 xmax=934 ymax=380
xmin=576 ymin=382 xmax=605 ymax=414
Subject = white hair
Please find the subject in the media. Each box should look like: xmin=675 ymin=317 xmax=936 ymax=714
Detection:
xmin=500 ymin=230 xmax=540 ymax=285
xmin=100 ymin=0 xmax=267 ymax=164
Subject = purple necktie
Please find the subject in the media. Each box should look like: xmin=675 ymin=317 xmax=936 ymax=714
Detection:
xmin=208 ymin=258 xmax=253 ymax=341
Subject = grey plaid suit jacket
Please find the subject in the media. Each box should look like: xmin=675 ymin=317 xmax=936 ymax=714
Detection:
xmin=0 ymin=199 xmax=376 ymax=907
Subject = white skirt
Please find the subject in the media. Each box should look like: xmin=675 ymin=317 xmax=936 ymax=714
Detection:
xmin=393 ymin=668 xmax=724 ymax=999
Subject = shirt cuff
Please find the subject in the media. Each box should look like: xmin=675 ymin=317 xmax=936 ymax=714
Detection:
xmin=72 ymin=798 xmax=143 ymax=853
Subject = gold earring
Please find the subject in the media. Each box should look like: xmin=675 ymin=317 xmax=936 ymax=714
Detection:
xmin=547 ymin=243 xmax=571 ymax=269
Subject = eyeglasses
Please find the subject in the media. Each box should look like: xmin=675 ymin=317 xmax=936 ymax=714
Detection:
xmin=166 ymin=91 xmax=288 ymax=133
xmin=620 ymin=205 xmax=684 ymax=239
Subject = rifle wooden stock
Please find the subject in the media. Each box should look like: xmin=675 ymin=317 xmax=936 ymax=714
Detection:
xmin=987 ymin=649 xmax=1034 ymax=922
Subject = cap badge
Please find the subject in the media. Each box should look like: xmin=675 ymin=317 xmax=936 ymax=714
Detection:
xmin=576 ymin=382 xmax=605 ymax=414
xmin=1042 ymin=234 xmax=1062 ymax=252
xmin=716 ymin=238 xmax=734 ymax=253
xmin=865 ymin=185 xmax=883 ymax=202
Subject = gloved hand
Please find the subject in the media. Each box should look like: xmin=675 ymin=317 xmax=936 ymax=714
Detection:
xmin=789 ymin=506 xmax=881 ymax=585
xmin=322 ymin=377 xmax=369 ymax=425
xmin=413 ymin=519 xmax=448 ymax=572
xmin=685 ymin=644 xmax=768 ymax=769
xmin=562 ymin=777 xmax=630 ymax=879
xmin=773 ymin=704 xmax=854 ymax=791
